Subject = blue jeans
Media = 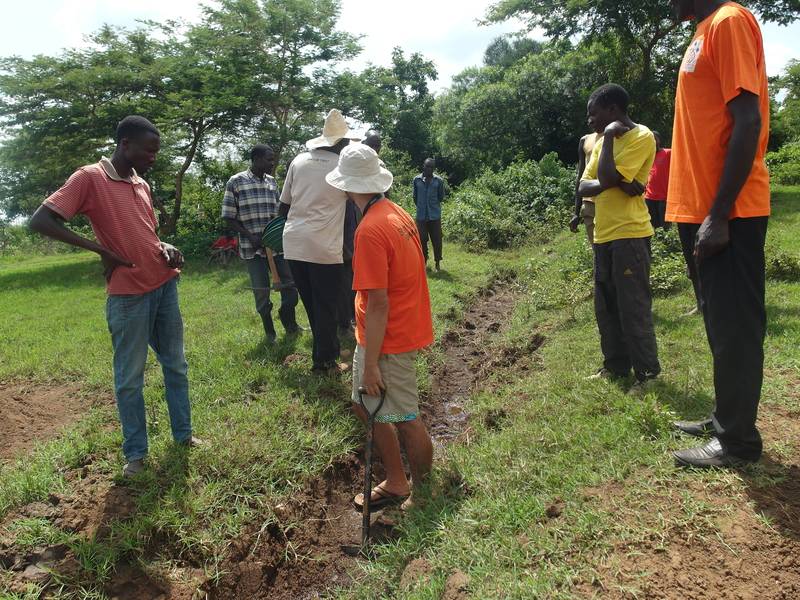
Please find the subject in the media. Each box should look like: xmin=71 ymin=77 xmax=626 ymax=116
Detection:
xmin=106 ymin=277 xmax=192 ymax=461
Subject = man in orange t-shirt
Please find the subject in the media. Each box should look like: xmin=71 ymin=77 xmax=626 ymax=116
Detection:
xmin=326 ymin=143 xmax=434 ymax=511
xmin=667 ymin=1 xmax=770 ymax=468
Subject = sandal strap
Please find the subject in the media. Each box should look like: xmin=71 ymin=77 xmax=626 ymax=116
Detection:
xmin=371 ymin=483 xmax=396 ymax=499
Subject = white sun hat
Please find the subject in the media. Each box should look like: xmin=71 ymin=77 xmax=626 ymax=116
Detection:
xmin=306 ymin=109 xmax=361 ymax=150
xmin=326 ymin=143 xmax=394 ymax=194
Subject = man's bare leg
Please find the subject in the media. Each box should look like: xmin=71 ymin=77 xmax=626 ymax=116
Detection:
xmin=396 ymin=418 xmax=433 ymax=490
xmin=352 ymin=405 xmax=410 ymax=498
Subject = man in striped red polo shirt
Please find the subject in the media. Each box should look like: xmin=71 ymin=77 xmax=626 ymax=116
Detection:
xmin=30 ymin=116 xmax=203 ymax=477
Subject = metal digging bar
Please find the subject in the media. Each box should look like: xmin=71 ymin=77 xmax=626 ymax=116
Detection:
xmin=342 ymin=386 xmax=386 ymax=557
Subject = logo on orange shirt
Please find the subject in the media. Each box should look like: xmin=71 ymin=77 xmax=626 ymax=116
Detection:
xmin=682 ymin=37 xmax=703 ymax=73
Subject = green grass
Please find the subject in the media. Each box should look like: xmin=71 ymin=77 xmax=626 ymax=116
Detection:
xmin=0 ymin=242 xmax=518 ymax=595
xmin=335 ymin=187 xmax=800 ymax=599
xmin=2 ymin=188 xmax=799 ymax=598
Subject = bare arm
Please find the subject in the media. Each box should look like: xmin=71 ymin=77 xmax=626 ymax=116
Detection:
xmin=223 ymin=217 xmax=263 ymax=248
xmin=361 ymin=288 xmax=390 ymax=396
xmin=710 ymin=92 xmax=762 ymax=221
xmin=695 ymin=91 xmax=763 ymax=260
xmin=597 ymin=131 xmax=625 ymax=189
xmin=578 ymin=179 xmax=605 ymax=198
xmin=29 ymin=205 xmax=134 ymax=280
xmin=574 ymin=137 xmax=588 ymax=216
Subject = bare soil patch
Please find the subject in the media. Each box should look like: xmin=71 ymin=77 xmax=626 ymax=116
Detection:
xmin=0 ymin=466 xmax=201 ymax=599
xmin=573 ymin=404 xmax=800 ymax=600
xmin=0 ymin=381 xmax=108 ymax=461
xmin=208 ymin=279 xmax=528 ymax=600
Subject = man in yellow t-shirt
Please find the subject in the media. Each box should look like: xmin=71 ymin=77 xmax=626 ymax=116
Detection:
xmin=578 ymin=83 xmax=660 ymax=387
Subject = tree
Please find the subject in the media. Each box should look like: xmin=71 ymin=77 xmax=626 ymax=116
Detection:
xmin=433 ymin=39 xmax=640 ymax=181
xmin=0 ymin=0 xmax=360 ymax=235
xmin=774 ymin=60 xmax=800 ymax=143
xmin=0 ymin=26 xmax=162 ymax=218
xmin=484 ymin=0 xmax=800 ymax=145
xmin=483 ymin=36 xmax=543 ymax=68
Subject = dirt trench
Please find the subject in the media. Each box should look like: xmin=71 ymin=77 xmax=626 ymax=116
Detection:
xmin=207 ymin=279 xmax=530 ymax=600
xmin=0 ymin=278 xmax=533 ymax=599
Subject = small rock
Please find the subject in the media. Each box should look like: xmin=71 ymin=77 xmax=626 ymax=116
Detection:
xmin=21 ymin=564 xmax=50 ymax=584
xmin=274 ymin=503 xmax=290 ymax=519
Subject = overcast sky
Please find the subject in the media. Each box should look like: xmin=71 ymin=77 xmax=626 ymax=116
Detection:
xmin=1 ymin=0 xmax=797 ymax=91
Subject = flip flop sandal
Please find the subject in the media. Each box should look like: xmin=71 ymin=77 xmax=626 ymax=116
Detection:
xmin=352 ymin=483 xmax=409 ymax=512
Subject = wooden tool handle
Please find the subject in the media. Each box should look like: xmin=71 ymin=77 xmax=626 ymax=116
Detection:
xmin=266 ymin=249 xmax=281 ymax=286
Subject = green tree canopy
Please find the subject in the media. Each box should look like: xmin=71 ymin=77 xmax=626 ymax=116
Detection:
xmin=0 ymin=0 xmax=360 ymax=233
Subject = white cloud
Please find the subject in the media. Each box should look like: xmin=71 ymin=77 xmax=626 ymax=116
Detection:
xmin=337 ymin=0 xmax=523 ymax=91
xmin=2 ymin=1 xmax=796 ymax=89
xmin=765 ymin=41 xmax=794 ymax=77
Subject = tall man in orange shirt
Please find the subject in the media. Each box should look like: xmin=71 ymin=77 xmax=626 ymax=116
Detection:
xmin=326 ymin=144 xmax=435 ymax=511
xmin=667 ymin=1 xmax=771 ymax=468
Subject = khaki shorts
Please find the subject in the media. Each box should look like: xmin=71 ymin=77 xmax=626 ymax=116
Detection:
xmin=352 ymin=345 xmax=419 ymax=423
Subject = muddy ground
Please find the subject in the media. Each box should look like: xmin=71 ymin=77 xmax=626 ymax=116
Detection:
xmin=208 ymin=281 xmax=524 ymax=600
xmin=574 ymin=403 xmax=800 ymax=600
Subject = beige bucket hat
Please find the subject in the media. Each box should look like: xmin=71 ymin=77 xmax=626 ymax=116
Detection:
xmin=306 ymin=109 xmax=360 ymax=150
xmin=326 ymin=143 xmax=394 ymax=194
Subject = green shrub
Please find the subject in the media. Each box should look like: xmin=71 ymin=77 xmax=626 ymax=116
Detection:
xmin=168 ymin=174 xmax=227 ymax=258
xmin=0 ymin=219 xmax=95 ymax=257
xmin=443 ymin=153 xmax=574 ymax=248
xmin=766 ymin=247 xmax=800 ymax=282
xmin=766 ymin=142 xmax=800 ymax=185
xmin=650 ymin=227 xmax=689 ymax=296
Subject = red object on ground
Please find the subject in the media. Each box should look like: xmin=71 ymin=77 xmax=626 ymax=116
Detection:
xmin=211 ymin=236 xmax=238 ymax=250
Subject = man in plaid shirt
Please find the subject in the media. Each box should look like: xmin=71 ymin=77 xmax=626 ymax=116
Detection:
xmin=222 ymin=144 xmax=299 ymax=342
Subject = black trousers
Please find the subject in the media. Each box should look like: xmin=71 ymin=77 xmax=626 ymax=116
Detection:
xmin=244 ymin=255 xmax=298 ymax=335
xmin=678 ymin=223 xmax=702 ymax=311
xmin=681 ymin=217 xmax=768 ymax=461
xmin=594 ymin=237 xmax=661 ymax=381
xmin=288 ymin=260 xmax=343 ymax=369
xmin=645 ymin=198 xmax=671 ymax=230
xmin=416 ymin=219 xmax=443 ymax=262
xmin=337 ymin=258 xmax=356 ymax=329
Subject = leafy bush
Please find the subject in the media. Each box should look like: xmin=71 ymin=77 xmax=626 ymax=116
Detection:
xmin=0 ymin=219 xmax=95 ymax=257
xmin=766 ymin=142 xmax=800 ymax=185
xmin=766 ymin=247 xmax=800 ymax=282
xmin=443 ymin=153 xmax=574 ymax=248
xmin=650 ymin=227 xmax=689 ymax=296
xmin=168 ymin=174 xmax=227 ymax=258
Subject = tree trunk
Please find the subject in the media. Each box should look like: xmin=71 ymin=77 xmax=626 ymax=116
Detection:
xmin=159 ymin=121 xmax=204 ymax=236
